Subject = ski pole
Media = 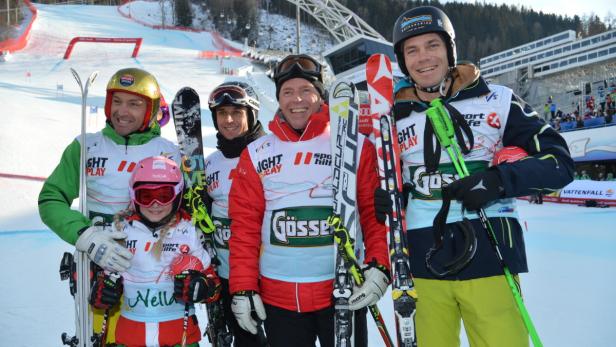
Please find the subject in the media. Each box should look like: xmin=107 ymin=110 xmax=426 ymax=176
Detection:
xmin=328 ymin=215 xmax=395 ymax=347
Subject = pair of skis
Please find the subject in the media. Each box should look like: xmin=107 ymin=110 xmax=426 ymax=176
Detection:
xmin=366 ymin=54 xmax=418 ymax=347
xmin=171 ymin=87 xmax=235 ymax=347
xmin=329 ymin=54 xmax=418 ymax=347
xmin=329 ymin=81 xmax=393 ymax=347
xmin=61 ymin=68 xmax=99 ymax=347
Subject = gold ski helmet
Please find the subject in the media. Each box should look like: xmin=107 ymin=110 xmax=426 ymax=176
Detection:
xmin=104 ymin=68 xmax=161 ymax=132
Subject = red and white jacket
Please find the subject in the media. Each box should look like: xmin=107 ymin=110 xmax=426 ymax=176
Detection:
xmin=228 ymin=104 xmax=389 ymax=312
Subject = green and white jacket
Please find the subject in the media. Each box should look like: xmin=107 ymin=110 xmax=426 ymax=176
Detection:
xmin=38 ymin=122 xmax=179 ymax=245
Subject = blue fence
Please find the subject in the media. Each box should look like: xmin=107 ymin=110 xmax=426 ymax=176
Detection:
xmin=559 ymin=116 xmax=615 ymax=132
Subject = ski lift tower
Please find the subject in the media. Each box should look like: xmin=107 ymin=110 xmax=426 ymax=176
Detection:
xmin=289 ymin=0 xmax=401 ymax=89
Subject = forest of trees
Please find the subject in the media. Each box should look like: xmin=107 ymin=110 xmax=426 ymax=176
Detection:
xmin=256 ymin=0 xmax=614 ymax=63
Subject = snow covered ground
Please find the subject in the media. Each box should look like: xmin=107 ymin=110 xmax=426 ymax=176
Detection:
xmin=0 ymin=3 xmax=615 ymax=347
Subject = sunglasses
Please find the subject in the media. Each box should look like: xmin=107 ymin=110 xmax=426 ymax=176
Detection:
xmin=208 ymin=85 xmax=258 ymax=110
xmin=274 ymin=54 xmax=322 ymax=81
xmin=133 ymin=184 xmax=181 ymax=207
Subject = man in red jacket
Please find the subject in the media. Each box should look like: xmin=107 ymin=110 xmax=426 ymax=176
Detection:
xmin=228 ymin=54 xmax=391 ymax=347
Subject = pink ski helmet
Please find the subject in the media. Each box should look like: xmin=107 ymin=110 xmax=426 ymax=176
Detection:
xmin=129 ymin=156 xmax=184 ymax=208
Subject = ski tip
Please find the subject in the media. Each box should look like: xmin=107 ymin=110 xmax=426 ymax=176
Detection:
xmin=332 ymin=81 xmax=354 ymax=99
xmin=175 ymin=86 xmax=198 ymax=95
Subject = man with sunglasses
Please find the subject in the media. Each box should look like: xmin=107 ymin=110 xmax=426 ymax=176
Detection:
xmin=38 ymin=68 xmax=179 ymax=344
xmin=204 ymin=81 xmax=266 ymax=346
xmin=379 ymin=6 xmax=574 ymax=346
xmin=228 ymin=54 xmax=390 ymax=347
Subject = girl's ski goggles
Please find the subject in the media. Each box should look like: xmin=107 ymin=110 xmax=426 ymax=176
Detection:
xmin=133 ymin=184 xmax=181 ymax=207
xmin=274 ymin=54 xmax=322 ymax=81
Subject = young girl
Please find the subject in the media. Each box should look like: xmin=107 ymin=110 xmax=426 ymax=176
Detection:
xmin=89 ymin=156 xmax=221 ymax=347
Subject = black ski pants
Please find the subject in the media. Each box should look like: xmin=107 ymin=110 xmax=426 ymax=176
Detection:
xmin=263 ymin=303 xmax=367 ymax=347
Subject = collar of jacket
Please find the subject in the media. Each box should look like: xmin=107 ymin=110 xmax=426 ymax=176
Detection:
xmin=269 ymin=104 xmax=330 ymax=142
xmin=126 ymin=209 xmax=191 ymax=225
xmin=102 ymin=121 xmax=162 ymax=145
xmin=393 ymin=64 xmax=490 ymax=117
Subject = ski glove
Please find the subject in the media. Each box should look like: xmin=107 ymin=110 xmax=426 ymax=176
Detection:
xmin=374 ymin=187 xmax=392 ymax=224
xmin=348 ymin=261 xmax=391 ymax=311
xmin=445 ymin=170 xmax=505 ymax=211
xmin=89 ymin=271 xmax=122 ymax=310
xmin=231 ymin=291 xmax=267 ymax=335
xmin=75 ymin=225 xmax=133 ymax=273
xmin=174 ymin=268 xmax=221 ymax=304
xmin=374 ymin=184 xmax=413 ymax=224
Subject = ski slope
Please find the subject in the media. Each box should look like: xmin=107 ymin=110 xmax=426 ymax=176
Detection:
xmin=0 ymin=3 xmax=615 ymax=347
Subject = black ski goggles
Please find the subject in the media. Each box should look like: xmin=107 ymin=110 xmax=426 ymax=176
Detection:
xmin=208 ymin=85 xmax=258 ymax=111
xmin=274 ymin=54 xmax=322 ymax=82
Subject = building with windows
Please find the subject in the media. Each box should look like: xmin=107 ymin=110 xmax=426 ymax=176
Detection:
xmin=479 ymin=29 xmax=616 ymax=113
xmin=323 ymin=35 xmax=400 ymax=90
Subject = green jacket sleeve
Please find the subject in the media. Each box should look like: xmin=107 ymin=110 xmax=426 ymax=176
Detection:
xmin=38 ymin=139 xmax=91 ymax=245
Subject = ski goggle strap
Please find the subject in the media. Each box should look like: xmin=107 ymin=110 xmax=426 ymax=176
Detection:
xmin=425 ymin=186 xmax=478 ymax=277
xmin=208 ymin=85 xmax=258 ymax=111
xmin=133 ymin=183 xmax=181 ymax=207
xmin=274 ymin=54 xmax=322 ymax=81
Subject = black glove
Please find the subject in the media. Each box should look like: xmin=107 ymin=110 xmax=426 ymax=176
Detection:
xmin=373 ymin=187 xmax=392 ymax=224
xmin=89 ymin=272 xmax=122 ymax=310
xmin=445 ymin=170 xmax=504 ymax=211
xmin=402 ymin=183 xmax=412 ymax=209
xmin=174 ymin=269 xmax=221 ymax=304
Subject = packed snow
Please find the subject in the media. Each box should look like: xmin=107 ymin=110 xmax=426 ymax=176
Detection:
xmin=0 ymin=3 xmax=614 ymax=347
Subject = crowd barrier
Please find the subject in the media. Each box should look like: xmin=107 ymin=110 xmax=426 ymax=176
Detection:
xmin=0 ymin=0 xmax=37 ymax=53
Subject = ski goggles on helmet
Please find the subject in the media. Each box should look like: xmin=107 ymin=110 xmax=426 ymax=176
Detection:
xmin=274 ymin=54 xmax=322 ymax=82
xmin=133 ymin=183 xmax=181 ymax=208
xmin=208 ymin=85 xmax=259 ymax=111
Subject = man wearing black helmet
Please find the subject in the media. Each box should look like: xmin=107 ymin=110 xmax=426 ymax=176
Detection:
xmin=383 ymin=6 xmax=574 ymax=347
xmin=228 ymin=54 xmax=390 ymax=347
xmin=204 ymin=80 xmax=266 ymax=346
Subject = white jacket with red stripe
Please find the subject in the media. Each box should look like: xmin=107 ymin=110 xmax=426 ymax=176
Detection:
xmin=228 ymin=105 xmax=389 ymax=312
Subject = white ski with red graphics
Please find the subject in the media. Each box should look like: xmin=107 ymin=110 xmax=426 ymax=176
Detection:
xmin=366 ymin=53 xmax=418 ymax=347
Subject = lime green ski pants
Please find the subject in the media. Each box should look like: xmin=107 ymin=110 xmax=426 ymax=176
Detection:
xmin=415 ymin=275 xmax=530 ymax=347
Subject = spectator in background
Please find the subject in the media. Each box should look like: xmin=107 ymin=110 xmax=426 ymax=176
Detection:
xmin=543 ymin=103 xmax=550 ymax=120
xmin=598 ymin=85 xmax=606 ymax=112
xmin=550 ymin=102 xmax=556 ymax=120
xmin=597 ymin=172 xmax=605 ymax=181
xmin=606 ymin=172 xmax=615 ymax=181
xmin=576 ymin=112 xmax=585 ymax=128
xmin=553 ymin=118 xmax=561 ymax=131
xmin=556 ymin=109 xmax=563 ymax=119
xmin=586 ymin=96 xmax=595 ymax=115
xmin=573 ymin=171 xmax=580 ymax=180
xmin=606 ymin=94 xmax=615 ymax=116
xmin=580 ymin=170 xmax=591 ymax=180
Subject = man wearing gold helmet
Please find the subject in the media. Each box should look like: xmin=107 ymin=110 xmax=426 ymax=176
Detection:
xmin=38 ymin=67 xmax=180 ymax=344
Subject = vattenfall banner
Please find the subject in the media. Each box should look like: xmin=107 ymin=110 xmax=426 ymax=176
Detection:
xmin=558 ymin=179 xmax=616 ymax=201
xmin=537 ymin=179 xmax=616 ymax=206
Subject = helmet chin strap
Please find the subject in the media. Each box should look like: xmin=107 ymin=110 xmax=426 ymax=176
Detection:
xmin=415 ymin=69 xmax=453 ymax=97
